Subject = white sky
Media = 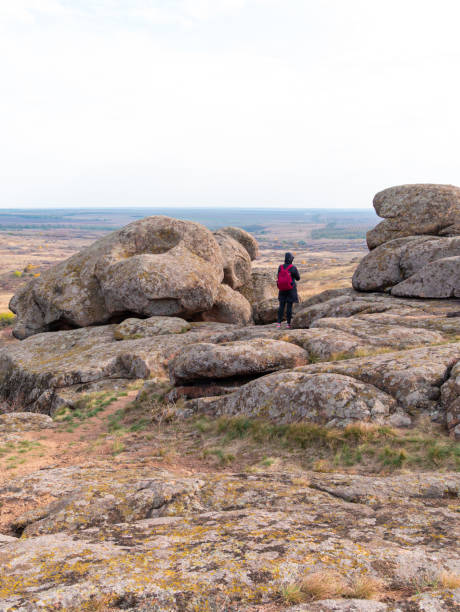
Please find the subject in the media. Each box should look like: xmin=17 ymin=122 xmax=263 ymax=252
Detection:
xmin=1 ymin=0 xmax=460 ymax=209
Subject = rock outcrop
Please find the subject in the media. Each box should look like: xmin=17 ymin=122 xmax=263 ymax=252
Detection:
xmin=9 ymin=216 xmax=225 ymax=338
xmin=367 ymin=184 xmax=460 ymax=249
xmin=187 ymin=291 xmax=460 ymax=428
xmin=8 ymin=218 xmax=263 ymax=339
xmin=0 ymin=322 xmax=233 ymax=414
xmin=353 ymin=184 xmax=460 ymax=297
xmin=3 ymin=290 xmax=460 ymax=429
xmin=4 ymin=208 xmax=460 ymax=433
xmin=190 ymin=370 xmax=397 ymax=426
xmin=169 ymin=338 xmax=308 ymax=384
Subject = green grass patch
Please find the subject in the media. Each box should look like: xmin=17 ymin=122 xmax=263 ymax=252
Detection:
xmin=107 ymin=408 xmax=127 ymax=433
xmin=54 ymin=391 xmax=122 ymax=429
xmin=0 ymin=440 xmax=42 ymax=462
xmin=112 ymin=439 xmax=126 ymax=455
xmin=194 ymin=416 xmax=460 ymax=472
xmin=128 ymin=417 xmax=150 ymax=432
xmin=203 ymin=447 xmax=235 ymax=465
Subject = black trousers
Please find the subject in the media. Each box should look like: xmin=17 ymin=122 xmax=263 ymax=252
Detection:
xmin=277 ymin=298 xmax=293 ymax=324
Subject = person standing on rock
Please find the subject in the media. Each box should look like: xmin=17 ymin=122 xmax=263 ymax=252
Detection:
xmin=276 ymin=252 xmax=300 ymax=328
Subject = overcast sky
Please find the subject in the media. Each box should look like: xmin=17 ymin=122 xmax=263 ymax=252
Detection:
xmin=1 ymin=0 xmax=460 ymax=209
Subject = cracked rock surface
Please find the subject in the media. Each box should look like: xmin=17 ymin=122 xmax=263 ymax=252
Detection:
xmin=0 ymin=468 xmax=458 ymax=611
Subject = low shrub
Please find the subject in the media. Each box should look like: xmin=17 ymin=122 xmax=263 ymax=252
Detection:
xmin=0 ymin=312 xmax=15 ymax=327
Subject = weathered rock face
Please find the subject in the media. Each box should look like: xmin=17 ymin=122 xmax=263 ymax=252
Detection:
xmin=0 ymin=412 xmax=55 ymax=432
xmin=113 ymin=316 xmax=191 ymax=340
xmin=239 ymin=268 xmax=277 ymax=304
xmin=312 ymin=317 xmax=445 ymax=348
xmin=239 ymin=268 xmax=278 ymax=323
xmin=213 ymin=230 xmax=252 ymax=289
xmin=9 ymin=216 xmax=225 ymax=339
xmin=4 ymin=285 xmax=460 ymax=427
xmin=391 ymin=255 xmax=460 ymax=298
xmin=367 ymin=184 xmax=460 ymax=250
xmin=218 ymin=226 xmax=259 ymax=261
xmin=169 ymin=338 xmax=308 ymax=384
xmin=191 ymin=370 xmax=397 ymax=426
xmin=0 ymin=323 xmax=232 ymax=414
xmin=441 ymin=360 xmax=460 ymax=439
xmin=298 ymin=343 xmax=460 ymax=417
xmin=186 ymin=292 xmax=460 ymax=427
xmin=197 ymin=284 xmax=253 ymax=325
xmin=354 ymin=236 xmax=460 ymax=296
xmin=353 ymin=185 xmax=460 ymax=298
xmin=1 ymin=467 xmax=458 ymax=610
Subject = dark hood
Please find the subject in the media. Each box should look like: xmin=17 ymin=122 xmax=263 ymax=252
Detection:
xmin=284 ymin=252 xmax=294 ymax=265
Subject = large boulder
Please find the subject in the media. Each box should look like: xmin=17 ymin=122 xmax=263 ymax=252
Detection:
xmin=367 ymin=184 xmax=460 ymax=249
xmin=190 ymin=370 xmax=397 ymax=426
xmin=218 ymin=226 xmax=259 ymax=260
xmin=239 ymin=269 xmax=277 ymax=305
xmin=391 ymin=256 xmax=460 ymax=298
xmin=197 ymin=284 xmax=253 ymax=325
xmin=190 ymin=341 xmax=460 ymax=425
xmin=353 ymin=236 xmax=460 ymax=295
xmin=9 ymin=216 xmax=225 ymax=339
xmin=169 ymin=338 xmax=308 ymax=384
xmin=213 ymin=230 xmax=252 ymax=289
xmin=299 ymin=343 xmax=460 ymax=415
xmin=353 ymin=237 xmax=431 ymax=292
xmin=354 ymin=184 xmax=460 ymax=298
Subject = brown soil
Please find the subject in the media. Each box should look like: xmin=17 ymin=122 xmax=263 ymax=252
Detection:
xmin=0 ymin=391 xmax=231 ymax=534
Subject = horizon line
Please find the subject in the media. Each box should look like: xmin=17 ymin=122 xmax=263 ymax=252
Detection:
xmin=0 ymin=205 xmax=376 ymax=211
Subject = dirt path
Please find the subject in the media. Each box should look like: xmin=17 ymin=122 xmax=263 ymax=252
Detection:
xmin=0 ymin=391 xmax=139 ymax=485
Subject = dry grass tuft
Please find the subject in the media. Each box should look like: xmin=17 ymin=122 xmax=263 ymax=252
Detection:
xmin=344 ymin=421 xmax=377 ymax=435
xmin=300 ymin=570 xmax=348 ymax=600
xmin=313 ymin=459 xmax=333 ymax=472
xmin=279 ymin=583 xmax=305 ymax=604
xmin=347 ymin=575 xmax=385 ymax=600
xmin=438 ymin=571 xmax=460 ymax=590
xmin=279 ymin=571 xmax=386 ymax=604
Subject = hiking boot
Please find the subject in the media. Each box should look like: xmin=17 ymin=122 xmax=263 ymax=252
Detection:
xmin=286 ymin=324 xmax=291 ymax=329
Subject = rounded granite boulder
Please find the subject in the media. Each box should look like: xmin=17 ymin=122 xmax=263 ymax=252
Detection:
xmin=10 ymin=216 xmax=225 ymax=339
xmin=367 ymin=184 xmax=460 ymax=250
